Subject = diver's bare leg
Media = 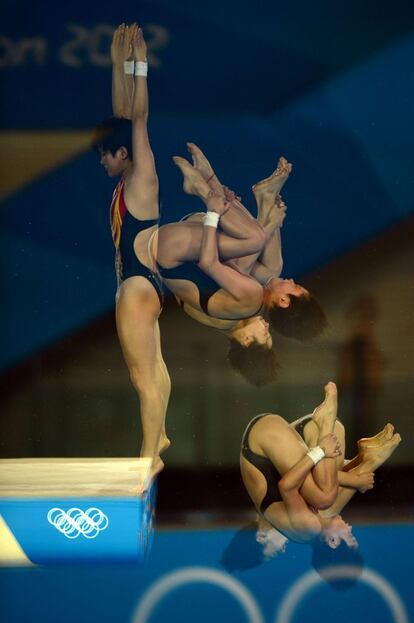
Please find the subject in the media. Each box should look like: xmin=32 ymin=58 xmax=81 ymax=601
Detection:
xmin=303 ymin=419 xmax=345 ymax=472
xmin=320 ymin=433 xmax=401 ymax=517
xmin=187 ymin=145 xmax=288 ymax=276
xmin=173 ymin=156 xmax=265 ymax=254
xmin=307 ymin=382 xmax=339 ymax=497
xmin=304 ymin=418 xmax=367 ymax=490
xmin=186 ymin=142 xmax=223 ymax=192
xmin=252 ymin=156 xmax=292 ymax=205
xmin=186 ymin=144 xmax=267 ymax=242
xmin=187 ymin=143 xmax=291 ymax=222
xmin=154 ymin=321 xmax=171 ymax=454
xmin=116 ymin=278 xmax=169 ymax=484
xmin=358 ymin=433 xmax=401 ymax=470
xmin=342 ymin=424 xmax=394 ymax=472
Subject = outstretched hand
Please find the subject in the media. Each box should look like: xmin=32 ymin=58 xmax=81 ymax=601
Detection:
xmin=133 ymin=26 xmax=147 ymax=62
xmin=318 ymin=433 xmax=341 ymax=458
xmin=111 ymin=23 xmax=136 ymax=64
xmin=111 ymin=24 xmax=129 ymax=64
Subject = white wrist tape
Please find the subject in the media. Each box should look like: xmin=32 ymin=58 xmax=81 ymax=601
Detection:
xmin=203 ymin=211 xmax=220 ymax=228
xmin=135 ymin=61 xmax=148 ymax=77
xmin=306 ymin=446 xmax=325 ymax=465
xmin=124 ymin=60 xmax=134 ymax=75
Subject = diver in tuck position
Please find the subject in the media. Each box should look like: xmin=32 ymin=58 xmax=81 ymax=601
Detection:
xmin=239 ymin=381 xmax=401 ymax=555
xmin=155 ymin=145 xmax=327 ymax=386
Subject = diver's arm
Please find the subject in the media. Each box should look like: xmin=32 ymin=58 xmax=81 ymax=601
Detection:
xmin=279 ymin=433 xmax=340 ymax=497
xmin=128 ymin=27 xmax=158 ymax=198
xmin=111 ymin=24 xmax=135 ymax=119
xmin=278 ymin=437 xmax=339 ymax=534
xmin=235 ymin=201 xmax=285 ymax=280
xmin=279 ymin=455 xmax=318 ymax=497
xmin=198 ymin=219 xmax=263 ymax=306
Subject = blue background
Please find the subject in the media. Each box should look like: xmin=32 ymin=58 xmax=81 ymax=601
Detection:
xmin=1 ymin=0 xmax=414 ymax=370
xmin=0 ymin=525 xmax=412 ymax=623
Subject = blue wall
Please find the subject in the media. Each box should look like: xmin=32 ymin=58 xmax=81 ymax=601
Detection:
xmin=1 ymin=1 xmax=414 ymax=369
xmin=1 ymin=525 xmax=413 ymax=622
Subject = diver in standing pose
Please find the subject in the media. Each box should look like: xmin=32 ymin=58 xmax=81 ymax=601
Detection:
xmin=93 ymin=25 xmax=170 ymax=482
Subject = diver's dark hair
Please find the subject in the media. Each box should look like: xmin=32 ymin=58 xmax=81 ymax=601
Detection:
xmin=268 ymin=293 xmax=327 ymax=342
xmin=311 ymin=539 xmax=363 ymax=590
xmin=227 ymin=340 xmax=278 ymax=387
xmin=91 ymin=117 xmax=133 ymax=159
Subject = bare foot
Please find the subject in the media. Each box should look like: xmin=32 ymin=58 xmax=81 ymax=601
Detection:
xmin=360 ymin=434 xmax=402 ymax=470
xmin=151 ymin=455 xmax=165 ymax=478
xmin=358 ymin=423 xmax=394 ymax=451
xmin=312 ymin=382 xmax=338 ymax=433
xmin=138 ymin=456 xmax=164 ymax=495
xmin=173 ymin=156 xmax=228 ymax=214
xmin=352 ymin=471 xmax=375 ymax=493
xmin=173 ymin=156 xmax=209 ymax=198
xmin=252 ymin=157 xmax=292 ymax=197
xmin=158 ymin=436 xmax=171 ymax=455
xmin=187 ymin=143 xmax=215 ymax=182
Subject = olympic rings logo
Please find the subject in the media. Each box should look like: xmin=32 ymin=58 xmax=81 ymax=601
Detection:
xmin=132 ymin=565 xmax=409 ymax=623
xmin=47 ymin=507 xmax=109 ymax=539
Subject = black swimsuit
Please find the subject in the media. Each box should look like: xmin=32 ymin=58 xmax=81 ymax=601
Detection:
xmin=241 ymin=414 xmax=283 ymax=514
xmin=241 ymin=413 xmax=312 ymax=514
xmin=118 ymin=211 xmax=164 ymax=305
xmin=158 ymin=262 xmax=220 ymax=316
xmin=110 ymin=179 xmax=163 ymax=306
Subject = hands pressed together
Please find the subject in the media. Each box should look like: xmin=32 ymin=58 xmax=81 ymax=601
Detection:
xmin=111 ymin=22 xmax=147 ymax=65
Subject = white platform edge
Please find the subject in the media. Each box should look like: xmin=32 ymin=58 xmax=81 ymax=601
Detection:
xmin=0 ymin=457 xmax=153 ymax=497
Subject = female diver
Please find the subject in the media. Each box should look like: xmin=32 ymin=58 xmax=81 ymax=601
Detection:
xmin=239 ymin=381 xmax=401 ymax=553
xmin=155 ymin=146 xmax=327 ymax=385
xmin=93 ymin=25 xmax=170 ymax=481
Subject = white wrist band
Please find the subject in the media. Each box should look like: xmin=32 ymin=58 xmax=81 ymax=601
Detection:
xmin=306 ymin=446 xmax=325 ymax=465
xmin=124 ymin=60 xmax=134 ymax=75
xmin=135 ymin=61 xmax=148 ymax=77
xmin=203 ymin=211 xmax=220 ymax=228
